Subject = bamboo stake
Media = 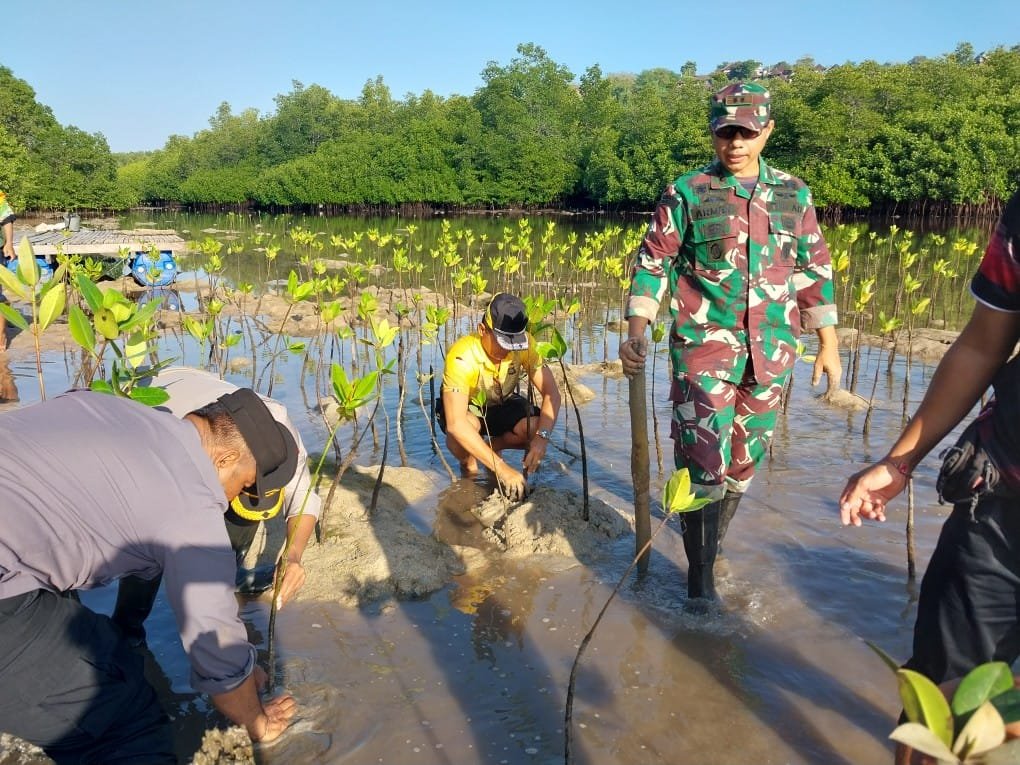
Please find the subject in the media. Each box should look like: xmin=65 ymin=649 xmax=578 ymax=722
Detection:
xmin=629 ymin=368 xmax=651 ymax=574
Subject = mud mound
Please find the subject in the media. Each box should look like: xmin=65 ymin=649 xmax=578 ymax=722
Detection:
xmin=297 ymin=465 xmax=465 ymax=607
xmin=0 ymin=734 xmax=50 ymax=765
xmin=475 ymin=486 xmax=631 ymax=561
xmin=191 ymin=727 xmax=254 ymax=765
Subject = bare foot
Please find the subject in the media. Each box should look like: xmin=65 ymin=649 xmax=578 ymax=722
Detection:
xmin=459 ymin=457 xmax=478 ymax=476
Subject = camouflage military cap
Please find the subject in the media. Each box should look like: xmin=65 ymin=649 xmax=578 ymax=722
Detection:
xmin=709 ymin=82 xmax=771 ymax=134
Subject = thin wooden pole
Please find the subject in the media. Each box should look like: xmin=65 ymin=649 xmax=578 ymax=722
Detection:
xmin=629 ymin=370 xmax=652 ymax=574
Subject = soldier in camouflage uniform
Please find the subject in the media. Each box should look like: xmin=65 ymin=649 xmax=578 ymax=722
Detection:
xmin=620 ymin=82 xmax=841 ymax=603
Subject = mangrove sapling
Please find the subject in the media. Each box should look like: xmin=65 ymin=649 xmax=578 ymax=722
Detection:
xmin=537 ymin=327 xmax=589 ymax=519
xmin=393 ymin=303 xmax=411 ymax=466
xmin=315 ymin=363 xmax=381 ymax=536
xmin=869 ymin=645 xmax=1020 ymax=764
xmin=416 ymin=370 xmax=456 ymax=482
xmin=564 ymin=469 xmax=710 ymax=765
xmin=0 ymin=236 xmax=68 ymax=400
xmin=363 ymin=317 xmax=399 ymax=515
xmin=260 ymin=270 xmax=313 ymax=390
xmin=901 ymin=296 xmax=930 ymax=580
xmin=848 ymin=277 xmax=876 ymax=394
xmin=67 ymin=273 xmax=173 ymax=406
xmin=863 ymin=312 xmax=903 ymax=436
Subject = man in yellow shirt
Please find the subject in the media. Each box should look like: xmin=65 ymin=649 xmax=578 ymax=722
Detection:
xmin=439 ymin=293 xmax=561 ymax=500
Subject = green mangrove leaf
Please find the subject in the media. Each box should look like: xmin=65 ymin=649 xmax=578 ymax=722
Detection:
xmin=661 ymin=469 xmax=710 ymax=514
xmin=372 ymin=318 xmax=399 ymax=348
xmin=120 ymin=296 xmax=162 ymax=333
xmin=0 ymin=263 xmax=29 ymax=301
xmin=128 ymin=386 xmax=171 ymax=407
xmin=651 ymin=323 xmax=665 ymax=343
xmin=75 ymin=273 xmax=103 ymax=313
xmin=68 ymin=305 xmax=96 ymax=353
xmin=954 ymin=663 xmax=1015 ymax=721
xmin=548 ymin=327 xmax=567 ymax=358
xmin=37 ymin=283 xmax=65 ymax=331
xmin=287 ymin=342 xmax=306 ymax=354
xmin=952 ymin=701 xmax=1005 ymax=760
xmin=865 ymin=641 xmax=903 ymax=674
xmin=106 ymin=295 xmax=133 ymax=324
xmin=223 ymin=333 xmax=241 ymax=348
xmin=183 ymin=316 xmax=210 ymax=342
xmin=0 ymin=303 xmax=28 ymax=332
xmin=889 ymin=723 xmax=959 ymax=763
xmin=330 ymin=364 xmax=352 ymax=400
xmin=353 ymin=372 xmax=379 ymax=404
xmin=124 ymin=331 xmax=147 ymax=370
xmin=45 ymin=261 xmax=68 ymax=289
xmin=990 ymin=689 xmax=1020 ymax=726
xmin=898 ymin=668 xmax=954 ymax=747
xmin=90 ymin=379 xmax=115 ymax=394
xmin=94 ymin=307 xmax=120 ymax=340
xmin=16 ymin=236 xmax=39 ymax=287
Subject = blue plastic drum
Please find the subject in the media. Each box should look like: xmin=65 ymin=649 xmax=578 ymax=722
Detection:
xmin=131 ymin=250 xmax=178 ymax=287
xmin=6 ymin=257 xmax=54 ymax=283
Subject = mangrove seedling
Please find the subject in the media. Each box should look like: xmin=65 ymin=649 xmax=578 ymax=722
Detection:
xmin=869 ymin=645 xmax=1020 ymax=764
xmin=564 ymin=468 xmax=711 ymax=764
xmin=0 ymin=235 xmax=68 ymax=400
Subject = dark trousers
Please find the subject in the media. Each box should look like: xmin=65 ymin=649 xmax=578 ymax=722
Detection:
xmin=0 ymin=589 xmax=174 ymax=764
xmin=905 ymin=494 xmax=1020 ymax=683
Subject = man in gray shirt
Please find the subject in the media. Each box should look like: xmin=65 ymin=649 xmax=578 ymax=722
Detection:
xmin=0 ymin=388 xmax=299 ymax=762
xmin=112 ymin=367 xmax=321 ymax=645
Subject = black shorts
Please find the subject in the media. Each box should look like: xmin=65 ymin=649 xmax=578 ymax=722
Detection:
xmin=437 ymin=393 xmax=539 ymax=439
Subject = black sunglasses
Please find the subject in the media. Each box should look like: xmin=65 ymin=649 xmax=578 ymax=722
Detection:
xmin=714 ymin=125 xmax=761 ymax=140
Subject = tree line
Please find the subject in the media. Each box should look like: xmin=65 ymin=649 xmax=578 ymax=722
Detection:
xmin=2 ymin=42 xmax=1018 ymax=214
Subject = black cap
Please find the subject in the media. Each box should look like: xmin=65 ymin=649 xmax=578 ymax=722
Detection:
xmin=484 ymin=293 xmax=529 ymax=351
xmin=217 ymin=388 xmax=299 ymax=513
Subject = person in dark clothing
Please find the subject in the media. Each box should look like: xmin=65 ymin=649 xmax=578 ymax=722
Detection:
xmin=0 ymin=390 xmax=299 ymax=762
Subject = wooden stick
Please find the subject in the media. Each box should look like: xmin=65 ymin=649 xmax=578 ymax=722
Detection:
xmin=629 ymin=369 xmax=652 ymax=574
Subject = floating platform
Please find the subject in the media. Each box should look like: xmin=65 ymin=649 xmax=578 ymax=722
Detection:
xmin=14 ymin=229 xmax=187 ymax=257
xmin=12 ymin=229 xmax=186 ymax=286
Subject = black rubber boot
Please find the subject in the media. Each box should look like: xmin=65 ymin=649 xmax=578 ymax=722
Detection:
xmin=716 ymin=491 xmax=743 ymax=556
xmin=682 ymin=500 xmax=722 ymax=602
xmin=111 ymin=574 xmax=162 ymax=646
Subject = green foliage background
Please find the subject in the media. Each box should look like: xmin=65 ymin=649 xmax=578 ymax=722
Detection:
xmin=2 ymin=42 xmax=1018 ymax=212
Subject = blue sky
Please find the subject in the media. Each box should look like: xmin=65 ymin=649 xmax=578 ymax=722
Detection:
xmin=4 ymin=0 xmax=1016 ymax=152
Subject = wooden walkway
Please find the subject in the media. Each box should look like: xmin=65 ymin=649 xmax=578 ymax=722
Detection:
xmin=14 ymin=229 xmax=187 ymax=257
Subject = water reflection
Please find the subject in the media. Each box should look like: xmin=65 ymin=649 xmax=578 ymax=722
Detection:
xmin=136 ymin=287 xmax=182 ymax=312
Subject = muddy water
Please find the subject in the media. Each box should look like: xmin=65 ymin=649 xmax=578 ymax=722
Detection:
xmin=3 ymin=329 xmax=956 ymax=764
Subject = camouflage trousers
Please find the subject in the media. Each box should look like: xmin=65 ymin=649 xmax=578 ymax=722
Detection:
xmin=670 ymin=370 xmax=789 ymax=500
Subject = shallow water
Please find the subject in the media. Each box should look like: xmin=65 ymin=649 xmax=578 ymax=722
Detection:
xmin=0 ymin=227 xmax=976 ymax=765
xmin=3 ymin=316 xmax=962 ymax=765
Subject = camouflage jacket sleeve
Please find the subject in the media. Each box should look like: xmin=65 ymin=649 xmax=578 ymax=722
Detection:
xmin=791 ymin=188 xmax=837 ymax=330
xmin=626 ymin=185 xmax=685 ymax=322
